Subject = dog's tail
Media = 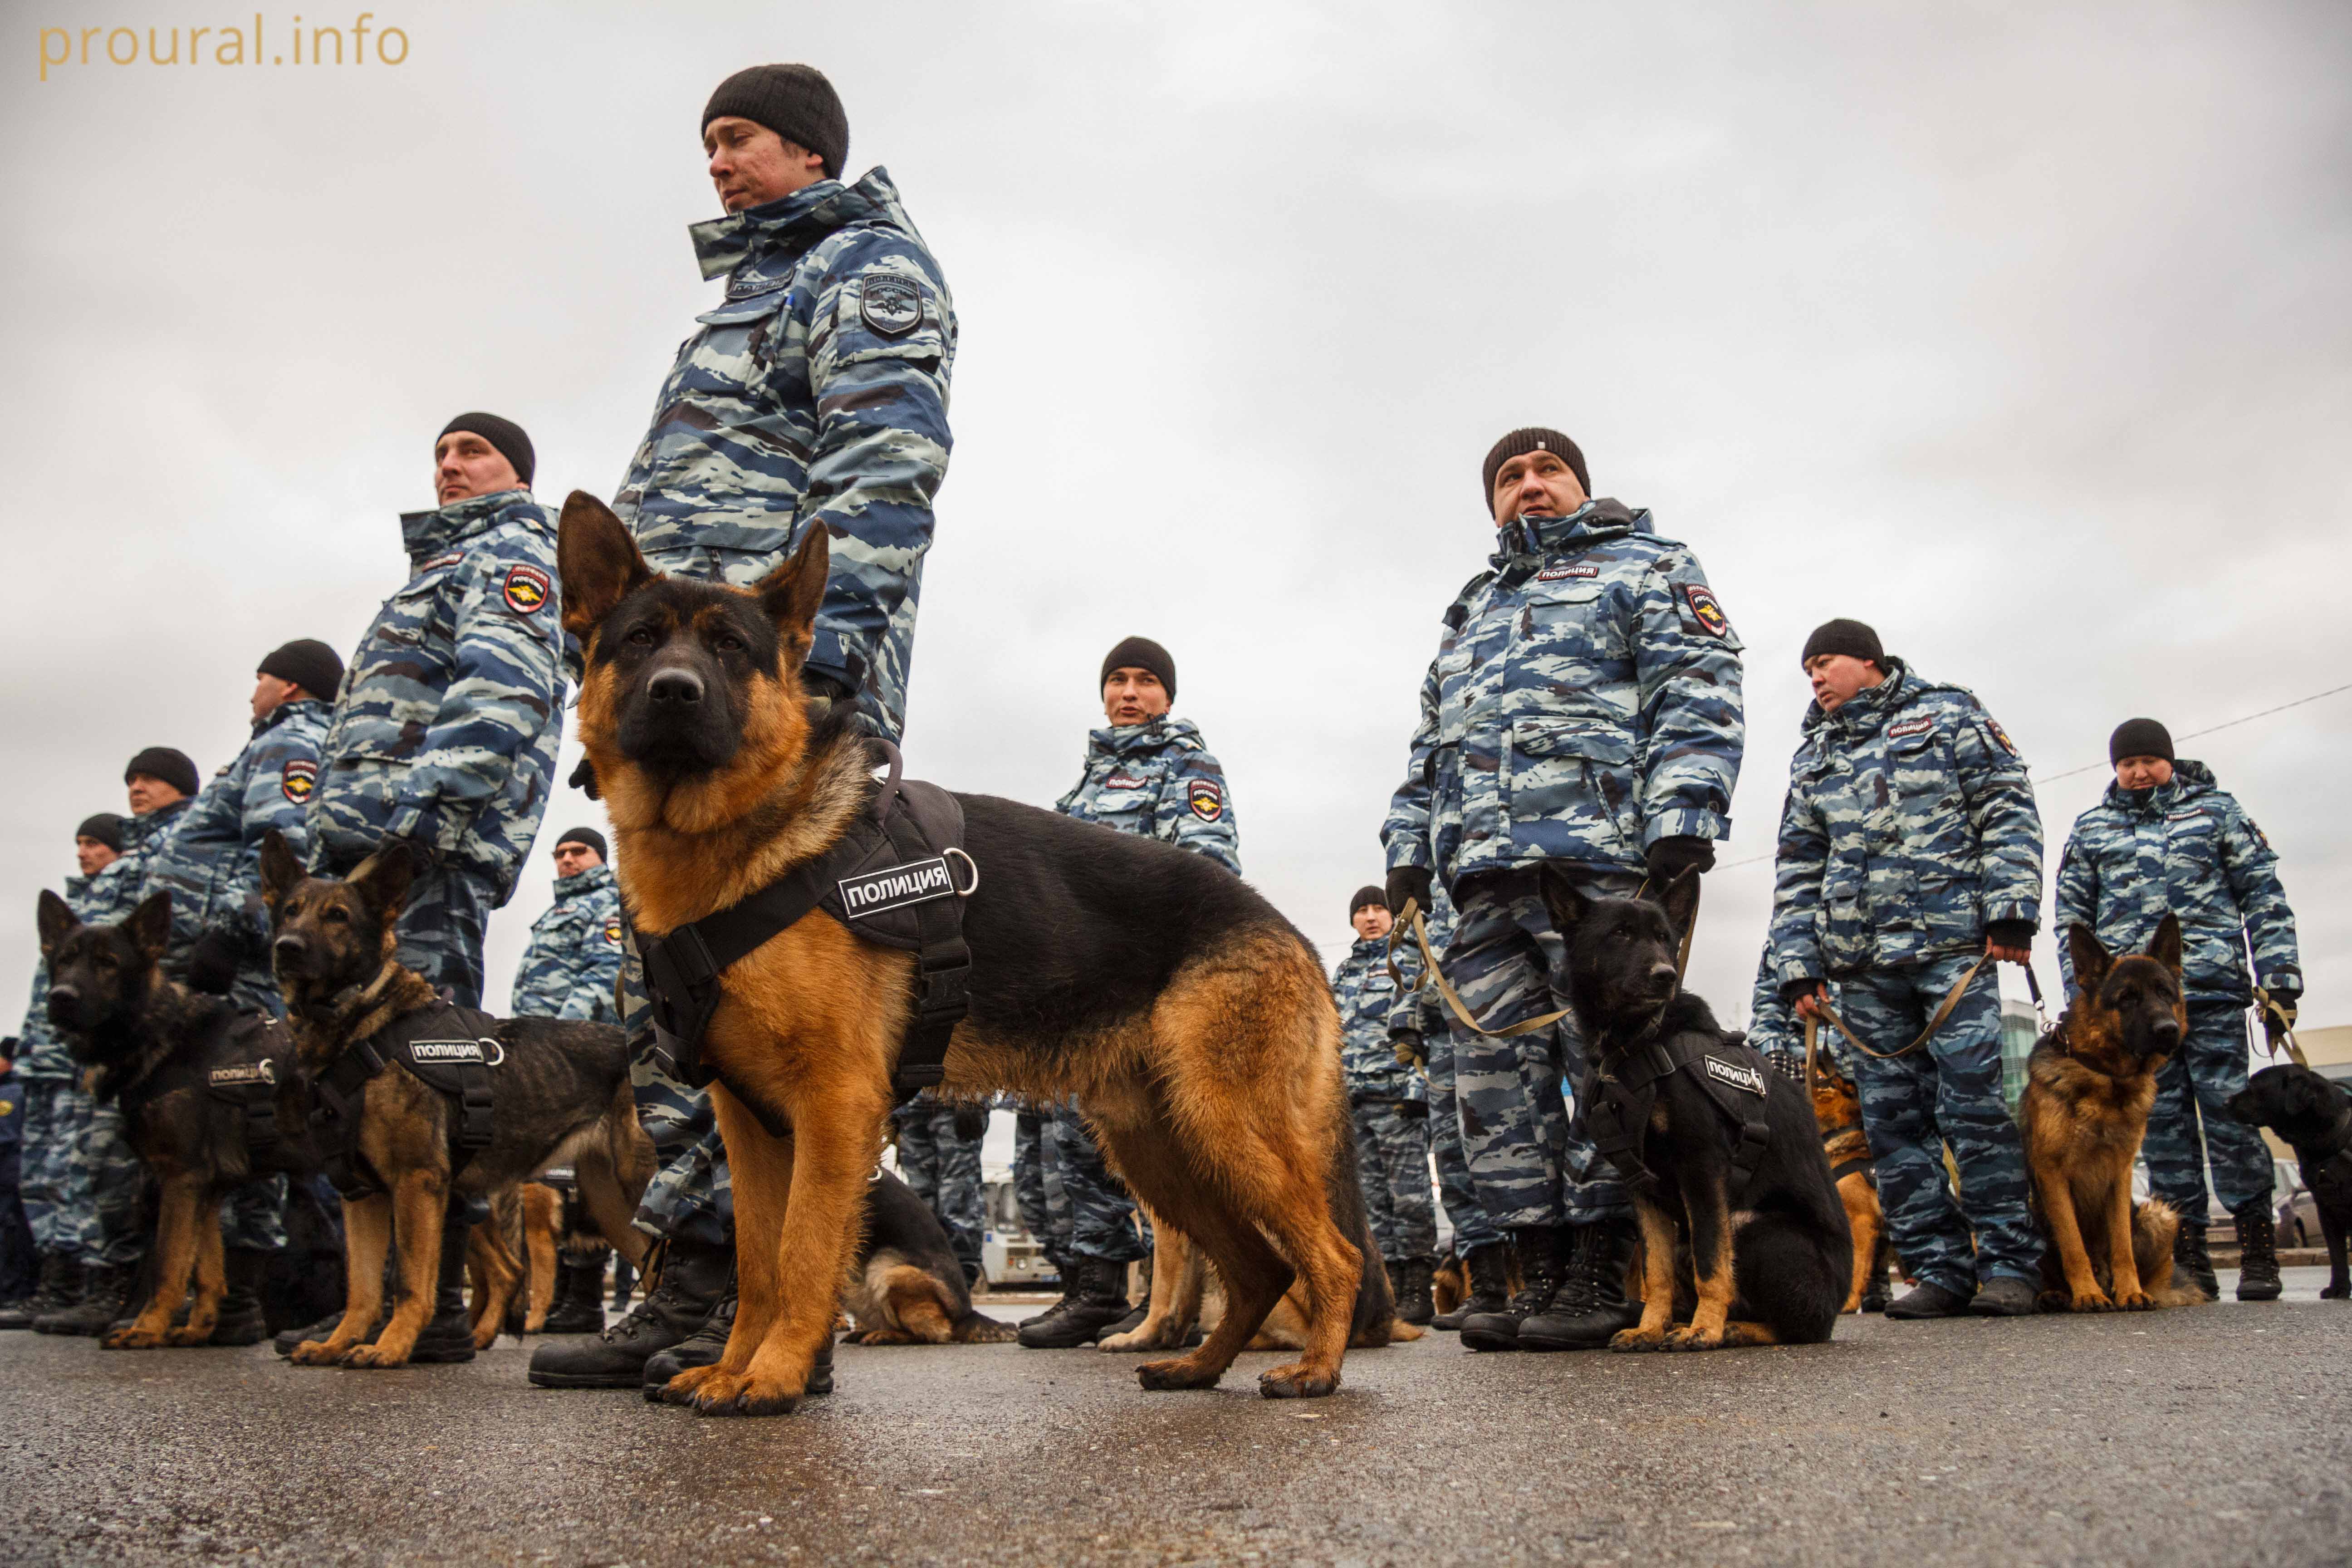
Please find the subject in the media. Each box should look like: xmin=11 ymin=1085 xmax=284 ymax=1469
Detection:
xmin=2132 ymin=1198 xmax=2211 ymax=1306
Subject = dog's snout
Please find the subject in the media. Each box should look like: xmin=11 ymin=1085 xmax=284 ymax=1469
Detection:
xmin=1647 ymin=962 xmax=1679 ymax=990
xmin=46 ymin=984 xmax=78 ymax=1017
xmin=648 ymin=667 xmax=706 ymax=706
xmin=272 ymin=934 xmax=307 ymax=968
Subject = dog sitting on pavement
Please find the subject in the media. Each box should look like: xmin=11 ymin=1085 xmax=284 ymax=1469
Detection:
xmin=841 ymin=1168 xmax=1019 ymax=1345
xmin=1542 ymin=870 xmax=1849 ymax=1351
xmin=2230 ymin=1063 xmax=2352 ymax=1300
xmin=1804 ymin=1042 xmax=1895 ymax=1313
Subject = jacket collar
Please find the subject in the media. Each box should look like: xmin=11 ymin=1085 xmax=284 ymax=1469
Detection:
xmin=1492 ymin=498 xmax=1644 ymax=565
xmin=399 ymin=489 xmax=544 ymax=564
xmin=554 ymin=864 xmax=615 ymax=903
xmin=122 ymin=798 xmax=190 ymax=851
xmin=688 ymin=168 xmax=914 ymax=282
xmin=1803 ymin=658 xmax=1911 ymax=739
xmin=1088 ymin=714 xmax=1201 ymax=760
xmin=2104 ymin=758 xmax=2217 ymax=816
xmin=251 ymin=696 xmax=330 ymax=739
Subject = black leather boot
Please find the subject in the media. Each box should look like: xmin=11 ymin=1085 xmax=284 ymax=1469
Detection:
xmin=407 ymin=1217 xmax=479 ymax=1363
xmin=528 ymin=1237 xmax=730 ymax=1388
xmin=209 ymin=1248 xmax=274 ymax=1346
xmin=541 ymin=1253 xmax=609 ymax=1335
xmin=1016 ymin=1256 xmax=1132 ymax=1348
xmin=1520 ymin=1218 xmax=1641 ymax=1350
xmin=642 ymin=1266 xmax=736 ymax=1397
xmin=1432 ymin=1243 xmax=1512 ymax=1332
xmin=2174 ymin=1220 xmax=2219 ymax=1300
xmin=1460 ymin=1227 xmax=1565 ymax=1352
xmin=1390 ymin=1257 xmax=1436 ymax=1327
xmin=35 ymin=1260 xmax=136 ymax=1336
xmin=2 ymin=1251 xmax=73 ymax=1330
xmin=2234 ymin=1201 xmax=2283 ymax=1302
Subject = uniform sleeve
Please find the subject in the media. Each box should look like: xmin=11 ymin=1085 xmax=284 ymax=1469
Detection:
xmin=2052 ymin=817 xmax=2101 ymax=996
xmin=1951 ymin=700 xmax=2043 ymax=931
xmin=1156 ymin=748 xmax=1241 ymax=876
xmin=559 ymin=887 xmax=626 ymax=1022
xmin=800 ymin=237 xmax=956 ymax=730
xmin=220 ymin=720 xmax=325 ymax=946
xmin=1382 ymin=934 xmax=1425 ymax=1039
xmin=383 ymin=544 xmax=566 ymax=858
xmin=1768 ymin=768 xmax=1830 ymax=986
xmin=1631 ymin=553 xmax=1745 ymax=845
xmin=1382 ymin=651 xmax=1443 ymax=872
xmin=2218 ymin=799 xmax=2301 ymax=995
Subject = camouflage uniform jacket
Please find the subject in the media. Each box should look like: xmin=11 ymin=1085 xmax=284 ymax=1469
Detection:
xmin=1333 ymin=935 xmax=1424 ymax=1102
xmin=2054 ymin=760 xmax=2298 ymax=1006
xmin=309 ymin=490 xmax=565 ymax=903
xmin=13 ymin=866 xmax=128 ymax=1081
xmin=143 ymin=698 xmax=332 ymax=961
xmin=1054 ymin=716 xmax=1241 ymax=875
xmin=510 ymin=865 xmax=626 ymax=1021
xmin=614 ymin=169 xmax=956 ymax=742
xmin=1382 ymin=500 xmax=1745 ymax=889
xmin=1768 ymin=659 xmax=2042 ymax=985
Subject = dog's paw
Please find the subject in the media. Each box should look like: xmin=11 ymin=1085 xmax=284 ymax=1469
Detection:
xmin=691 ymin=1370 xmax=804 ymax=1418
xmin=2066 ymin=1290 xmax=2115 ymax=1313
xmin=1257 ymin=1361 xmax=1339 ymax=1399
xmin=341 ymin=1343 xmax=412 ymax=1369
xmin=164 ymin=1324 xmax=216 ymax=1347
xmin=1099 ymin=1323 xmax=1171 ymax=1352
xmin=1137 ymin=1356 xmax=1221 ymax=1391
xmin=1662 ymin=1327 xmax=1722 ymax=1352
xmin=287 ymin=1339 xmax=342 ymax=1365
xmin=2112 ymin=1289 xmax=2156 ymax=1312
xmin=2320 ymin=1283 xmax=2349 ymax=1300
xmin=101 ymin=1327 xmax=163 ymax=1351
xmin=657 ymin=1363 xmax=727 ymax=1406
xmin=1609 ymin=1327 xmax=1668 ymax=1352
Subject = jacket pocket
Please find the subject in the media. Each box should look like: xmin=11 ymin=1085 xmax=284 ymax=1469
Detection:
xmin=1504 ymin=718 xmax=1640 ymax=853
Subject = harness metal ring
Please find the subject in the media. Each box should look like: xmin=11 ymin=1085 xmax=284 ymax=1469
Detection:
xmin=943 ymin=846 xmax=980 ymax=897
xmin=479 ymin=1037 xmax=507 ymax=1068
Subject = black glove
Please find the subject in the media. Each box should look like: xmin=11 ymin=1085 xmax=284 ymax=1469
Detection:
xmin=1385 ymin=866 xmax=1433 ymax=922
xmin=1392 ymin=1031 xmax=1426 ymax=1069
xmin=951 ymin=1104 xmax=987 ymax=1142
xmin=1396 ymin=1097 xmax=1430 ymax=1120
xmin=1644 ymin=835 xmax=1715 ymax=885
xmin=1984 ymin=919 xmax=2036 ymax=952
xmin=187 ymin=929 xmax=243 ymax=996
xmin=1779 ymin=976 xmax=1823 ymax=1008
xmin=568 ymin=756 xmax=600 ymax=801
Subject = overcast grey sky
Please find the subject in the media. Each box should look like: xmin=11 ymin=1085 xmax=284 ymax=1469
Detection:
xmin=4 ymin=0 xmax=2347 ymax=1044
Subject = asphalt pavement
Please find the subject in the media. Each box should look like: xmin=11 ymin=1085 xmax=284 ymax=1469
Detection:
xmin=12 ymin=1269 xmax=2349 ymax=1567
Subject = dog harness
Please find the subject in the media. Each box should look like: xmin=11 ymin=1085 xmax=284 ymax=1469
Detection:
xmin=1583 ymin=1030 xmax=1774 ymax=1198
xmin=637 ymin=740 xmax=977 ymax=1126
xmin=309 ymin=1000 xmax=502 ymax=1201
xmin=113 ymin=1005 xmax=299 ymax=1161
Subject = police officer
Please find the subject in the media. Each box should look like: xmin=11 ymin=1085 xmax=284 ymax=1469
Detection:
xmin=1018 ymin=637 xmax=1242 ymax=1348
xmin=6 ymin=814 xmax=123 ymax=1332
xmin=510 ymin=828 xmax=625 ymax=1021
xmin=1771 ymin=618 xmax=2045 ymax=1318
xmin=1333 ymin=886 xmax=1437 ymax=1324
xmin=535 ymin=63 xmax=956 ymax=1394
xmin=2054 ymin=717 xmax=2299 ymax=1301
xmin=1383 ymin=429 xmax=1744 ymax=1352
xmin=892 ymin=1093 xmax=989 ymax=1285
xmin=308 ymin=413 xmax=564 ymax=1010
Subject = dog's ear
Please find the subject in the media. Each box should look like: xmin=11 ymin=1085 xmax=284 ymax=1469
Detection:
xmin=755 ymin=524 xmax=830 ymax=664
xmin=36 ymin=889 xmax=79 ymax=956
xmin=558 ymin=490 xmax=655 ymax=641
xmin=1536 ymin=862 xmax=1592 ymax=935
xmin=2067 ymin=923 xmax=2112 ymax=997
xmin=127 ymin=891 xmax=174 ymax=962
xmin=1657 ymin=867 xmax=1701 ymax=944
xmin=259 ymin=828 xmax=303 ymax=911
xmin=348 ymin=841 xmax=418 ymax=920
xmin=2145 ymin=913 xmax=2184 ymax=975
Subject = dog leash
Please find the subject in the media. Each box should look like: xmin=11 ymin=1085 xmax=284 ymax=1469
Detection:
xmin=2254 ymin=985 xmax=2310 ymax=1069
xmin=1804 ymin=952 xmax=1992 ymax=1063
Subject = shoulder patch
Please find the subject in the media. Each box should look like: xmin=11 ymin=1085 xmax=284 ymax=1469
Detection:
xmin=859 ymin=275 xmax=924 ymax=338
xmin=1680 ymin=583 xmax=1731 ymax=639
xmin=279 ymin=758 xmax=318 ymax=806
xmin=1186 ymin=778 xmax=1225 ymax=823
xmin=502 ymin=563 xmax=553 ymax=617
xmin=604 ymin=917 xmax=623 ymax=947
xmin=1985 ymin=717 xmax=2018 ymax=755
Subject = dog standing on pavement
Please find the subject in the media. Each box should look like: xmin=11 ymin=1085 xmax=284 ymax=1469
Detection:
xmin=2230 ymin=1063 xmax=2352 ymax=1300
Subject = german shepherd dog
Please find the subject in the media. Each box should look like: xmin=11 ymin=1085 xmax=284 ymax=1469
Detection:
xmin=36 ymin=888 xmax=320 ymax=1348
xmin=2231 ymin=1064 xmax=2352 ymax=1300
xmin=258 ymin=832 xmax=657 ymax=1367
xmin=557 ymin=492 xmax=1379 ymax=1414
xmin=2020 ymin=919 xmax=2205 ymax=1312
xmin=1541 ymin=872 xmax=1849 ymax=1351
xmin=1101 ymin=1205 xmax=1420 ymax=1352
xmin=841 ymin=1169 xmax=1019 ymax=1344
xmin=1805 ymin=1047 xmax=1895 ymax=1313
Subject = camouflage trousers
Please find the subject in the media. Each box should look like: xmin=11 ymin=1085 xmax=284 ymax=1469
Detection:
xmin=19 ymin=1078 xmax=99 ymax=1258
xmin=617 ymin=927 xmax=732 ymax=1249
xmin=85 ymin=1099 xmax=148 ymax=1269
xmin=1047 ymin=1100 xmax=1149 ymax=1265
xmin=1349 ymin=1098 xmax=1437 ymax=1264
xmin=2144 ymin=1000 xmax=2275 ymax=1217
xmin=1011 ymin=1105 xmax=1062 ymax=1267
xmin=894 ymin=1102 xmax=985 ymax=1269
xmin=392 ymin=863 xmax=496 ymax=1010
xmin=1838 ymin=953 xmax=2043 ymax=1294
xmin=221 ymin=1175 xmax=288 ymax=1252
xmin=1442 ymin=868 xmax=1637 ymax=1231
xmin=1424 ymin=1027 xmax=1504 ymax=1255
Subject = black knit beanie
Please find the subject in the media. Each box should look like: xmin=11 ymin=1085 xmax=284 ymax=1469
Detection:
xmin=123 ymin=746 xmax=199 ymax=797
xmin=258 ymin=639 xmax=345 ymax=701
xmin=2108 ymin=718 xmax=2174 ymax=766
xmin=1482 ymin=427 xmax=1590 ymax=514
xmin=1800 ymin=618 xmax=1884 ymax=669
xmin=703 ymin=64 xmax=849 ymax=180
xmin=437 ymin=413 xmax=534 ymax=489
xmin=77 ymin=813 xmax=125 ymax=852
xmin=1349 ymin=885 xmax=1387 ymax=918
xmin=1100 ymin=636 xmax=1177 ymax=701
xmin=555 ymin=826 xmax=608 ymax=859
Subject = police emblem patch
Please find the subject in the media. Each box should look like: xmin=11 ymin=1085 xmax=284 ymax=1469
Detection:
xmin=859 ymin=276 xmax=923 ymax=338
xmin=1986 ymin=718 xmax=2018 ymax=755
xmin=1704 ymin=1055 xmax=1766 ymax=1096
xmin=502 ymin=564 xmax=552 ymax=616
xmin=1104 ymin=772 xmax=1150 ymax=792
xmin=1888 ymin=716 xmax=1936 ymax=740
xmin=1187 ymin=779 xmax=1224 ymax=823
xmin=1681 ymin=583 xmax=1731 ymax=639
xmin=604 ymin=919 xmax=623 ymax=947
xmin=280 ymin=759 xmax=317 ymax=805
xmin=1537 ymin=564 xmax=1600 ymax=582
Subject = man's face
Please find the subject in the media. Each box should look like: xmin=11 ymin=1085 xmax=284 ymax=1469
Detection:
xmin=1805 ymin=654 xmax=1885 ymax=715
xmin=1491 ymin=449 xmax=1588 ymax=527
xmin=705 ymin=117 xmax=827 ymax=212
xmin=434 ymin=431 xmax=521 ymax=506
xmin=2115 ymin=756 xmax=2174 ymax=791
xmin=1352 ymin=905 xmax=1393 ymax=941
xmin=125 ymin=774 xmax=184 ymax=816
xmin=552 ymin=841 xmax=604 ymax=879
xmin=74 ymin=837 xmax=119 ymax=877
xmin=250 ymin=671 xmax=300 ymax=722
xmin=1102 ymin=667 xmax=1172 ymax=728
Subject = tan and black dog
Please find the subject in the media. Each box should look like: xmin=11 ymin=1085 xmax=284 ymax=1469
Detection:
xmin=557 ymin=491 xmax=1382 ymax=1415
xmin=260 ymin=833 xmax=658 ymax=1367
xmin=1102 ymin=1219 xmax=1422 ymax=1353
xmin=841 ymin=1169 xmax=1018 ymax=1345
xmin=2020 ymin=917 xmax=2207 ymax=1312
xmin=1805 ymin=1045 xmax=1896 ymax=1313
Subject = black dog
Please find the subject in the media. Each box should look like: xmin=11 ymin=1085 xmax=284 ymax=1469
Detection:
xmin=2230 ymin=1064 xmax=2352 ymax=1300
xmin=1543 ymin=870 xmax=1850 ymax=1350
